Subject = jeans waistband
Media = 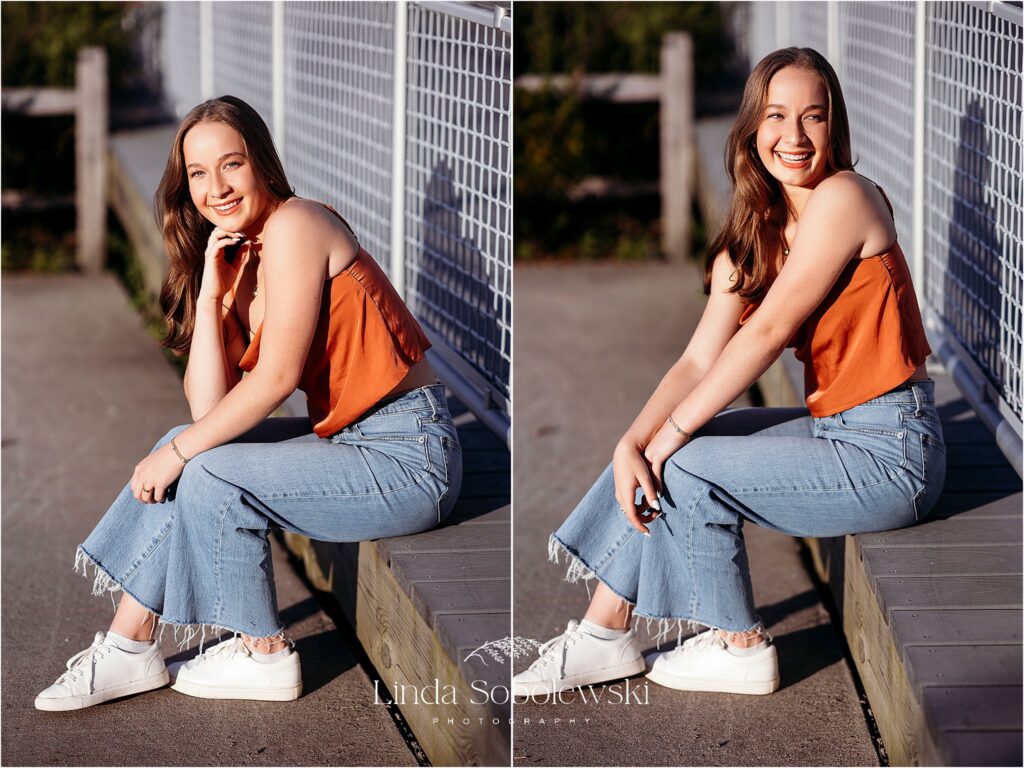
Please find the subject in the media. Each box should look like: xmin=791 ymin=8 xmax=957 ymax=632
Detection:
xmin=858 ymin=378 xmax=935 ymax=407
xmin=359 ymin=384 xmax=448 ymax=419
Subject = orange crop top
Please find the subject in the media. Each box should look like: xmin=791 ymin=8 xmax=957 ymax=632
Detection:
xmin=230 ymin=204 xmax=431 ymax=437
xmin=739 ymin=194 xmax=931 ymax=417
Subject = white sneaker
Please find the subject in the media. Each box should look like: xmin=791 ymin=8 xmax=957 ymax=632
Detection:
xmin=644 ymin=629 xmax=780 ymax=695
xmin=512 ymin=619 xmax=645 ymax=697
xmin=170 ymin=637 xmax=302 ymax=701
xmin=35 ymin=631 xmax=169 ymax=711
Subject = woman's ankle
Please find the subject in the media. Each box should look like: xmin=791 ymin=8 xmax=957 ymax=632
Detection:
xmin=242 ymin=633 xmax=289 ymax=655
xmin=718 ymin=628 xmax=765 ymax=649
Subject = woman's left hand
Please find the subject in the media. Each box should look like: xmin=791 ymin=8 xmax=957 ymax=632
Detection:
xmin=130 ymin=444 xmax=186 ymax=504
xmin=643 ymin=420 xmax=692 ymax=490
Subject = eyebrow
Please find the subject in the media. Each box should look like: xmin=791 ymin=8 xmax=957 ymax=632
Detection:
xmin=765 ymin=103 xmax=827 ymax=112
xmin=186 ymin=151 xmax=245 ymax=170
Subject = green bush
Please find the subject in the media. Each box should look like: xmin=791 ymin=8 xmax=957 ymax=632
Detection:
xmin=2 ymin=2 xmax=138 ymax=273
xmin=513 ymin=2 xmax=739 ymax=261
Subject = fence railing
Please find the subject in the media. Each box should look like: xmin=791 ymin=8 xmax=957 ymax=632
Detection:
xmin=514 ymin=33 xmax=696 ymax=263
xmin=746 ymin=0 xmax=1023 ymax=474
xmin=1 ymin=48 xmax=108 ymax=273
xmin=159 ymin=1 xmax=511 ymax=443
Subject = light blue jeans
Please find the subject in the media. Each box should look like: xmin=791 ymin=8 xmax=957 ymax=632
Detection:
xmin=76 ymin=385 xmax=462 ymax=642
xmin=550 ymin=380 xmax=946 ymax=637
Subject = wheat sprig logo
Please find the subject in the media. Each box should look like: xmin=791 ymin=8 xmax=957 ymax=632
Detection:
xmin=464 ymin=636 xmax=542 ymax=666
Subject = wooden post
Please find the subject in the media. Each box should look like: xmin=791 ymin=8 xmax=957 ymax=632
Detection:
xmin=75 ymin=47 xmax=108 ymax=273
xmin=660 ymin=33 xmax=695 ymax=263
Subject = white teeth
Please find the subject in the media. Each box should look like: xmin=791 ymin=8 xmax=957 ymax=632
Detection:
xmin=213 ymin=199 xmax=240 ymax=212
xmin=777 ymin=152 xmax=811 ymax=162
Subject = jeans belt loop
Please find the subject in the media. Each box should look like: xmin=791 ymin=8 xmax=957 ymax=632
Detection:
xmin=424 ymin=384 xmax=440 ymax=419
xmin=912 ymin=381 xmax=922 ymax=417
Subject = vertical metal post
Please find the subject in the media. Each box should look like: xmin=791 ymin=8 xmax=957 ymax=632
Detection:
xmin=827 ymin=0 xmax=841 ymax=74
xmin=272 ymin=0 xmax=285 ymax=160
xmin=75 ymin=47 xmax=108 ymax=274
xmin=775 ymin=2 xmax=791 ymax=48
xmin=912 ymin=0 xmax=927 ymax=295
xmin=200 ymin=0 xmax=214 ymax=99
xmin=660 ymin=32 xmax=694 ymax=263
xmin=391 ymin=0 xmax=409 ymax=296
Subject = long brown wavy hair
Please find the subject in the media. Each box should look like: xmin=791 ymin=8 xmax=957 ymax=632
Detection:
xmin=155 ymin=95 xmax=294 ymax=353
xmin=703 ymin=47 xmax=855 ymax=301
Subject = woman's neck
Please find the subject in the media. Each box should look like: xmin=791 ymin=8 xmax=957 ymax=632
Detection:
xmin=242 ymin=197 xmax=284 ymax=243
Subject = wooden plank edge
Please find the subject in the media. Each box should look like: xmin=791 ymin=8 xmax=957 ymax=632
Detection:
xmin=283 ymin=532 xmax=510 ymax=765
xmin=356 ymin=541 xmax=511 ymax=767
xmin=844 ymin=538 xmax=923 ymax=765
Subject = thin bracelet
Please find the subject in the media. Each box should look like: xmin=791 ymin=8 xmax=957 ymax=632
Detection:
xmin=170 ymin=437 xmax=190 ymax=465
xmin=667 ymin=415 xmax=694 ymax=439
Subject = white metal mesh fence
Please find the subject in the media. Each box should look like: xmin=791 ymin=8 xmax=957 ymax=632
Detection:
xmin=837 ymin=2 xmax=917 ymax=269
xmin=750 ymin=1 xmax=1023 ymax=427
xmin=787 ymin=2 xmax=828 ymax=54
xmin=283 ymin=2 xmax=395 ymax=270
xmin=923 ymin=1 xmax=1022 ymax=419
xmin=157 ymin=1 xmax=511 ymax=429
xmin=160 ymin=2 xmax=201 ymax=119
xmin=403 ymin=4 xmax=512 ymax=405
xmin=210 ymin=2 xmax=275 ymax=127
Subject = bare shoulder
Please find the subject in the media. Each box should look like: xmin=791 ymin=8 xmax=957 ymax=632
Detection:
xmin=807 ymin=172 xmax=895 ymax=253
xmin=263 ymin=197 xmax=331 ymax=239
xmin=263 ymin=197 xmax=358 ymax=268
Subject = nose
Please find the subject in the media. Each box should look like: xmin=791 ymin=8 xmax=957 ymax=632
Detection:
xmin=209 ymin=170 xmax=232 ymax=200
xmin=783 ymin=116 xmax=809 ymax=147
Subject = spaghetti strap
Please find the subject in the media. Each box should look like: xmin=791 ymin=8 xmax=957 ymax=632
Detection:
xmin=872 ymin=182 xmax=896 ymax=223
xmin=322 ymin=203 xmax=359 ymax=243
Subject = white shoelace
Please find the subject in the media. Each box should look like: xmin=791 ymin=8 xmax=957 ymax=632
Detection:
xmin=58 ymin=633 xmax=110 ymax=692
xmin=193 ymin=637 xmax=248 ymax=664
xmin=662 ymin=629 xmax=727 ymax=659
xmin=529 ymin=620 xmax=585 ymax=677
xmin=193 ymin=635 xmax=294 ymax=664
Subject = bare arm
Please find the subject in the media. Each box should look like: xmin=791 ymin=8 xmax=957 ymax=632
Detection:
xmin=181 ymin=225 xmax=248 ymax=420
xmin=172 ymin=205 xmax=328 ymax=459
xmin=612 ymin=250 xmax=747 ymax=530
xmin=129 ymin=203 xmax=355 ymax=507
xmin=619 ymin=251 xmax=748 ymax=450
xmin=629 ymin=174 xmax=884 ymax=519
xmin=182 ymin=297 xmax=245 ymax=421
xmin=664 ymin=175 xmax=875 ymax=435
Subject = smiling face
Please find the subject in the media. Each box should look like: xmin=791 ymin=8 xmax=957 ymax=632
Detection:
xmin=755 ymin=65 xmax=831 ymax=192
xmin=183 ymin=121 xmax=271 ymax=232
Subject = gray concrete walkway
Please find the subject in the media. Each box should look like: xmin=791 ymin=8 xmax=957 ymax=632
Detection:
xmin=1 ymin=273 xmax=416 ymax=766
xmin=512 ymin=260 xmax=880 ymax=767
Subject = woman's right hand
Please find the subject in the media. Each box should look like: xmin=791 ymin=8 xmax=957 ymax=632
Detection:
xmin=612 ymin=437 xmax=661 ymax=536
xmin=197 ymin=227 xmax=245 ymax=303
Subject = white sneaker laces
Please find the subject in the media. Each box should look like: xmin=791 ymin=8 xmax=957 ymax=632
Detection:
xmin=664 ymin=629 xmax=726 ymax=659
xmin=529 ymin=620 xmax=584 ymax=676
xmin=194 ymin=637 xmax=248 ymax=664
xmin=58 ymin=634 xmax=110 ymax=692
xmin=194 ymin=635 xmax=293 ymax=664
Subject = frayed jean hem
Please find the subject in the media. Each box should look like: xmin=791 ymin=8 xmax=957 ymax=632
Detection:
xmin=73 ymin=545 xmax=286 ymax=651
xmin=547 ymin=534 xmax=766 ymax=645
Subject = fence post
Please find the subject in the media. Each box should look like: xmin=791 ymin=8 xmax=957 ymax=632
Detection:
xmin=660 ymin=32 xmax=694 ymax=263
xmin=390 ymin=0 xmax=409 ymax=296
xmin=200 ymin=0 xmax=214 ymax=99
xmin=75 ymin=47 xmax=108 ymax=274
xmin=827 ymin=0 xmax=841 ymax=74
xmin=272 ymin=0 xmax=285 ymax=160
xmin=911 ymin=0 xmax=927 ymax=294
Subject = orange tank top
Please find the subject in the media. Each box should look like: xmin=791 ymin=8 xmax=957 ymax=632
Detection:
xmin=738 ymin=190 xmax=931 ymax=417
xmin=233 ymin=204 xmax=431 ymax=437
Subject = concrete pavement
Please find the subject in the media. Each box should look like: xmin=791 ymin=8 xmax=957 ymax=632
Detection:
xmin=512 ymin=260 xmax=881 ymax=767
xmin=1 ymin=273 xmax=417 ymax=766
